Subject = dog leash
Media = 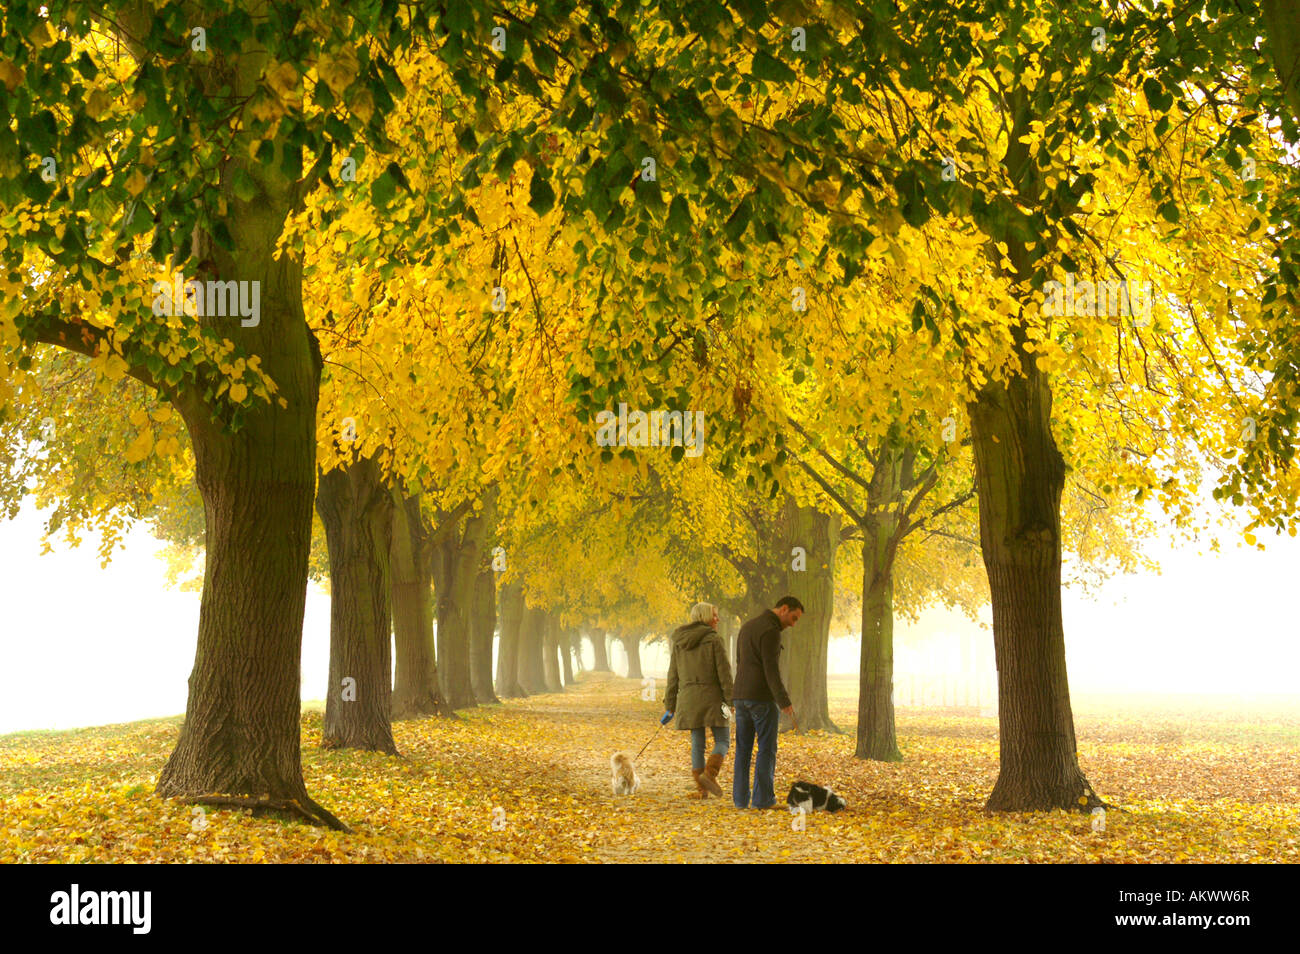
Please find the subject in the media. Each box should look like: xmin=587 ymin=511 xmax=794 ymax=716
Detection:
xmin=633 ymin=722 xmax=663 ymax=762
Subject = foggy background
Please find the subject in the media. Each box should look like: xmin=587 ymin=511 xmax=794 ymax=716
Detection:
xmin=1 ymin=494 xmax=1297 ymax=734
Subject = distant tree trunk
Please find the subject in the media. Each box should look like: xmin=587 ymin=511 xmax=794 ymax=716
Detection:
xmin=570 ymin=632 xmax=585 ymax=677
xmin=780 ymin=501 xmax=839 ymax=733
xmin=542 ymin=613 xmax=564 ymax=692
xmin=390 ymin=490 xmax=451 ymax=719
xmin=431 ymin=533 xmax=475 ymax=710
xmin=495 ymin=581 xmax=526 ymax=697
xmin=560 ymin=629 xmax=576 ymax=685
xmin=852 ymin=442 xmax=904 ymax=761
xmin=315 ymin=456 xmax=397 ymax=754
xmin=589 ymin=629 xmax=611 ymax=672
xmin=517 ymin=604 xmax=548 ymax=694
xmin=716 ymin=615 xmax=736 ymax=666
xmin=857 ymin=517 xmax=903 ymax=761
xmin=622 ymin=633 xmax=643 ymax=680
xmin=470 ymin=563 xmax=499 ymax=704
xmin=432 ymin=501 xmax=494 ymax=711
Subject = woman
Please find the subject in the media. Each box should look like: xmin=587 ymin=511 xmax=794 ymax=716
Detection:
xmin=661 ymin=602 xmax=734 ymax=798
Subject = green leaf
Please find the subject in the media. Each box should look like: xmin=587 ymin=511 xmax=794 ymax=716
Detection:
xmin=667 ymin=194 xmax=692 ymax=232
xmin=751 ymin=50 xmax=795 ymax=83
xmin=231 ymin=168 xmax=258 ymax=203
xmin=529 ymin=171 xmax=555 ymax=216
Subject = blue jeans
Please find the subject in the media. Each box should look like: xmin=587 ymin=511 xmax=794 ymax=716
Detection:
xmin=689 ymin=725 xmax=730 ymax=771
xmin=732 ymin=700 xmax=778 ymax=808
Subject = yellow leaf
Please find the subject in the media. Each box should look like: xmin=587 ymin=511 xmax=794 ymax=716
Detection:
xmin=124 ymin=429 xmax=153 ymax=463
xmin=103 ymin=354 xmax=128 ymax=382
xmin=124 ymin=169 xmax=148 ymax=197
xmin=0 ymin=58 xmax=23 ymax=93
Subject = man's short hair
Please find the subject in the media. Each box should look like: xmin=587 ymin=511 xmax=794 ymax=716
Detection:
xmin=775 ymin=596 xmax=804 ymax=613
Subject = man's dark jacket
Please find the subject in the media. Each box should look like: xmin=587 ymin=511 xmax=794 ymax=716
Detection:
xmin=732 ymin=609 xmax=791 ymax=709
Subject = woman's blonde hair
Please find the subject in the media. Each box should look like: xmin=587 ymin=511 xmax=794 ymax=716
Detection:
xmin=688 ymin=602 xmax=716 ymax=625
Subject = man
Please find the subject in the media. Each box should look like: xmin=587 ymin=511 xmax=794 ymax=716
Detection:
xmin=731 ymin=596 xmax=803 ymax=809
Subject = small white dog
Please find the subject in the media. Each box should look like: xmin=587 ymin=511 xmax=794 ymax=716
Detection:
xmin=610 ymin=752 xmax=641 ymax=795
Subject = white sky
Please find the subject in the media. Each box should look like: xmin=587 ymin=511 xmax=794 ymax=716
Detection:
xmin=1 ymin=493 xmax=1297 ymax=733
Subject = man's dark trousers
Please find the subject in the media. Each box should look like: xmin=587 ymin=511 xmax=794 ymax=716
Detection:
xmin=732 ymin=699 xmax=778 ymax=808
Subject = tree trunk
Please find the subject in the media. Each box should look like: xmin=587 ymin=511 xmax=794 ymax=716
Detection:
xmin=588 ymin=629 xmax=611 ymax=672
xmin=432 ymin=505 xmax=493 ymax=711
xmin=622 ymin=633 xmax=643 ymax=680
xmin=314 ymin=456 xmax=398 ymax=754
xmin=1262 ymin=2 xmax=1300 ymax=123
xmin=156 ymin=236 xmax=345 ymax=828
xmin=517 ymin=604 xmax=548 ymax=694
xmin=716 ymin=615 xmax=736 ymax=666
xmin=542 ymin=613 xmax=564 ymax=692
xmin=857 ymin=523 xmax=903 ymax=761
xmin=560 ymin=627 xmax=576 ymax=686
xmin=780 ymin=500 xmax=839 ymax=733
xmin=969 ymin=361 xmax=1101 ymax=811
xmin=390 ymin=489 xmax=451 ymax=719
xmin=963 ymin=90 xmax=1102 ymax=812
xmin=495 ymin=580 xmax=527 ymax=697
xmin=570 ymin=632 xmax=585 ymax=676
xmin=470 ymin=563 xmax=499 ymax=704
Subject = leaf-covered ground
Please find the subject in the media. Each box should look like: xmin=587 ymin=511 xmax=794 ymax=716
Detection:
xmin=1 ymin=673 xmax=1296 ymax=862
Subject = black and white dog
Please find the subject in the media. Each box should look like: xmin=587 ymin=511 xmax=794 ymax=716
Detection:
xmin=787 ymin=781 xmax=847 ymax=814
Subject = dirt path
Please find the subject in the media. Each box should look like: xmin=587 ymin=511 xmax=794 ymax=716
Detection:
xmin=461 ymin=672 xmax=912 ymax=863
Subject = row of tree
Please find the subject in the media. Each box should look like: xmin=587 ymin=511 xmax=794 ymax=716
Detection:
xmin=3 ymin=2 xmax=1299 ymax=828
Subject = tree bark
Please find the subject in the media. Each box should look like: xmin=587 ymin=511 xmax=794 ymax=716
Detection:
xmin=588 ymin=629 xmax=612 ymax=672
xmin=857 ymin=520 xmax=903 ymax=760
xmin=314 ymin=456 xmax=398 ymax=754
xmin=495 ymin=580 xmax=527 ymax=697
xmin=621 ymin=632 xmax=643 ymax=680
xmin=970 ymin=367 xmax=1101 ymax=811
xmin=967 ymin=100 xmax=1102 ymax=811
xmin=470 ymin=563 xmax=499 ymax=704
xmin=517 ymin=603 xmax=549 ymax=694
xmin=560 ymin=626 xmax=576 ymax=686
xmin=155 ymin=227 xmax=345 ymax=828
xmin=542 ymin=612 xmax=564 ymax=693
xmin=432 ymin=504 xmax=493 ymax=711
xmin=716 ymin=614 xmax=736 ymax=666
xmin=1262 ymin=1 xmax=1300 ymax=122
xmin=853 ymin=443 xmax=905 ymax=761
xmin=570 ymin=631 xmax=585 ymax=677
xmin=780 ymin=500 xmax=839 ymax=733
xmin=390 ymin=489 xmax=451 ymax=719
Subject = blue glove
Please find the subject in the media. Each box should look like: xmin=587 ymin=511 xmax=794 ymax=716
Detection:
xmin=660 ymin=711 xmax=673 ymax=725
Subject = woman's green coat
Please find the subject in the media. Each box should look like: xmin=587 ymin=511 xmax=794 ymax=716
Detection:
xmin=663 ymin=621 xmax=734 ymax=729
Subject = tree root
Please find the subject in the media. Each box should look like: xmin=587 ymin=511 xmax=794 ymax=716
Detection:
xmin=182 ymin=794 xmax=352 ymax=832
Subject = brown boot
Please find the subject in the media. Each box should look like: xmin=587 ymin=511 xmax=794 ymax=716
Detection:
xmin=690 ymin=769 xmax=709 ymax=798
xmin=701 ymin=753 xmax=725 ymax=797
